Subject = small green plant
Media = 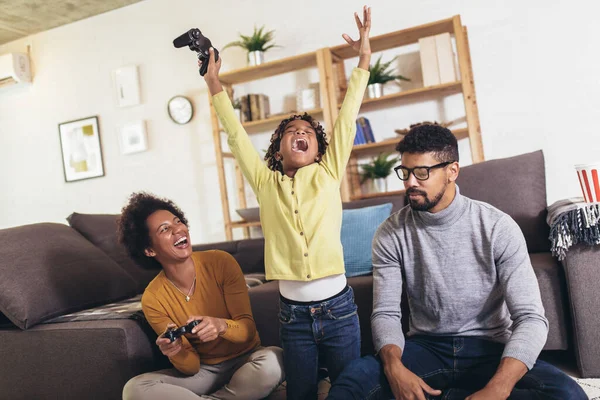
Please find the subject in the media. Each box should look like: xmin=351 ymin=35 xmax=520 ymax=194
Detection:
xmin=232 ymin=98 xmax=242 ymax=109
xmin=359 ymin=153 xmax=400 ymax=183
xmin=223 ymin=26 xmax=280 ymax=53
xmin=368 ymin=55 xmax=410 ymax=85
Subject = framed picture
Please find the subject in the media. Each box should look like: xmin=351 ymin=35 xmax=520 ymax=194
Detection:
xmin=114 ymin=65 xmax=141 ymax=107
xmin=119 ymin=121 xmax=148 ymax=155
xmin=58 ymin=116 xmax=105 ymax=182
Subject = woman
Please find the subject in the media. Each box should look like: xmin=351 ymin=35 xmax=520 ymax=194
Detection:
xmin=119 ymin=192 xmax=284 ymax=400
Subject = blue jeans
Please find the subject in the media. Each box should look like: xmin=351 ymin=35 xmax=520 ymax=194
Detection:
xmin=279 ymin=286 xmax=361 ymax=400
xmin=327 ymin=336 xmax=587 ymax=400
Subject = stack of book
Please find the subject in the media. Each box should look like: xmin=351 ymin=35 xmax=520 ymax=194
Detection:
xmin=240 ymin=94 xmax=271 ymax=123
xmin=418 ymin=32 xmax=458 ymax=87
xmin=354 ymin=116 xmax=375 ymax=145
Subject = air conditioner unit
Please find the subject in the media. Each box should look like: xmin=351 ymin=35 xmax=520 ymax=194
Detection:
xmin=0 ymin=52 xmax=32 ymax=89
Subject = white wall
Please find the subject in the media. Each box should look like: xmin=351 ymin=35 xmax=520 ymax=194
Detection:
xmin=1 ymin=0 xmax=598 ymax=242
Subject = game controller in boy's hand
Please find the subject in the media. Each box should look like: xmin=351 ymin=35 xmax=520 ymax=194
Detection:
xmin=173 ymin=28 xmax=219 ymax=76
xmin=162 ymin=320 xmax=201 ymax=343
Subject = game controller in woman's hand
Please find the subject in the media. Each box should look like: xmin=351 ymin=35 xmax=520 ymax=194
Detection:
xmin=162 ymin=320 xmax=201 ymax=342
xmin=173 ymin=28 xmax=219 ymax=76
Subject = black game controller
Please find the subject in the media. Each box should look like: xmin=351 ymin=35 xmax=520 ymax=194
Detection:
xmin=163 ymin=320 xmax=201 ymax=343
xmin=173 ymin=28 xmax=219 ymax=76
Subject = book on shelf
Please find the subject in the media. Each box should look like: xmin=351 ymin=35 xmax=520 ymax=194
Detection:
xmin=419 ymin=33 xmax=458 ymax=86
xmin=434 ymin=33 xmax=457 ymax=83
xmin=357 ymin=117 xmax=375 ymax=143
xmin=240 ymin=94 xmax=271 ymax=122
xmin=354 ymin=120 xmax=366 ymax=145
xmin=418 ymin=36 xmax=440 ymax=86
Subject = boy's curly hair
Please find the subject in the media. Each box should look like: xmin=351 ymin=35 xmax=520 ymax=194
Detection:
xmin=264 ymin=113 xmax=328 ymax=173
xmin=117 ymin=192 xmax=188 ymax=264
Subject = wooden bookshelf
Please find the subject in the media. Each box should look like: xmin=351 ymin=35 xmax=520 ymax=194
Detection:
xmin=356 ymin=81 xmax=462 ymax=109
xmin=209 ymin=15 xmax=484 ymax=240
xmin=242 ymin=108 xmax=323 ymax=133
xmin=351 ymin=190 xmax=406 ymax=201
xmin=230 ymin=220 xmax=262 ymax=229
xmin=219 ymin=52 xmax=318 ymax=85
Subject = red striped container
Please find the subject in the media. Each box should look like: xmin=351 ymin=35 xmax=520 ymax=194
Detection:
xmin=576 ymin=163 xmax=600 ymax=203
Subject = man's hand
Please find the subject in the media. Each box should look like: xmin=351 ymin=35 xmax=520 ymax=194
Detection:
xmin=465 ymin=385 xmax=510 ymax=400
xmin=342 ymin=5 xmax=372 ymax=70
xmin=384 ymin=361 xmax=442 ymax=400
xmin=199 ymin=47 xmax=223 ymax=95
xmin=188 ymin=316 xmax=227 ymax=342
xmin=156 ymin=324 xmax=183 ymax=357
xmin=379 ymin=345 xmax=441 ymax=400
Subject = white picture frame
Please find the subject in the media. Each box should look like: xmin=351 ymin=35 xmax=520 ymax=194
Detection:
xmin=119 ymin=121 xmax=148 ymax=155
xmin=58 ymin=116 xmax=104 ymax=182
xmin=114 ymin=65 xmax=141 ymax=107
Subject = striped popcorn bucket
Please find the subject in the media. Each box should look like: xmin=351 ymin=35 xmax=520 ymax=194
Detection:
xmin=576 ymin=163 xmax=600 ymax=203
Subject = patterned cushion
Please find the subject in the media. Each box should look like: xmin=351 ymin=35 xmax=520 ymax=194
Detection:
xmin=341 ymin=203 xmax=393 ymax=277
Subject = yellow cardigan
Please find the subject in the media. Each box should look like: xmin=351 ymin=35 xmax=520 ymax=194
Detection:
xmin=213 ymin=68 xmax=369 ymax=281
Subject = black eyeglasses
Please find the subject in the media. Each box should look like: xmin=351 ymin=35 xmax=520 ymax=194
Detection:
xmin=394 ymin=161 xmax=456 ymax=181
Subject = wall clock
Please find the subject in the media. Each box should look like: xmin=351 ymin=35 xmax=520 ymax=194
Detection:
xmin=167 ymin=95 xmax=193 ymax=124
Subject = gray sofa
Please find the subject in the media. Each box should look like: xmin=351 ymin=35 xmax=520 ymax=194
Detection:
xmin=0 ymin=150 xmax=598 ymax=400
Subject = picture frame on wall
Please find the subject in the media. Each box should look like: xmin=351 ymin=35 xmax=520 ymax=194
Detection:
xmin=58 ymin=116 xmax=105 ymax=182
xmin=118 ymin=121 xmax=148 ymax=155
xmin=114 ymin=65 xmax=141 ymax=107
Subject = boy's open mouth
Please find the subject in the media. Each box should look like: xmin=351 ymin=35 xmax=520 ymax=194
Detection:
xmin=291 ymin=137 xmax=308 ymax=153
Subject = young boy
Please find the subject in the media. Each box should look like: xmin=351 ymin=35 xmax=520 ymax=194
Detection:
xmin=200 ymin=7 xmax=371 ymax=399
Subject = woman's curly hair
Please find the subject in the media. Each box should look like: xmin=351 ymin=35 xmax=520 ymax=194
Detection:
xmin=117 ymin=192 xmax=188 ymax=264
xmin=264 ymin=113 xmax=329 ymax=173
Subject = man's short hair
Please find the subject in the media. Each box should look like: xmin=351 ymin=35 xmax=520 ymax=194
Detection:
xmin=396 ymin=124 xmax=459 ymax=163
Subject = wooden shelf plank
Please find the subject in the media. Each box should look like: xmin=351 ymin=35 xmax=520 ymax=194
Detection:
xmin=230 ymin=220 xmax=261 ymax=228
xmin=219 ymin=52 xmax=318 ymax=85
xmin=351 ymin=128 xmax=468 ymax=155
xmin=242 ymin=108 xmax=323 ymax=132
xmin=222 ymin=152 xmax=235 ymax=159
xmin=351 ymin=190 xmax=406 ymax=201
xmin=331 ymin=17 xmax=456 ymax=60
xmin=351 ymin=81 xmax=462 ymax=110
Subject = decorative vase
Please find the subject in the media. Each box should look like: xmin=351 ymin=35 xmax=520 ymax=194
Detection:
xmin=248 ymin=51 xmax=265 ymax=66
xmin=374 ymin=177 xmax=388 ymax=193
xmin=367 ymin=83 xmax=384 ymax=99
xmin=234 ymin=108 xmax=242 ymax=121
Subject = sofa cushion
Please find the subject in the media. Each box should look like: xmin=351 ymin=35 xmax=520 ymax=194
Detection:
xmin=456 ymin=150 xmax=550 ymax=253
xmin=341 ymin=203 xmax=393 ymax=277
xmin=0 ymin=223 xmax=138 ymax=329
xmin=67 ymin=213 xmax=161 ymax=293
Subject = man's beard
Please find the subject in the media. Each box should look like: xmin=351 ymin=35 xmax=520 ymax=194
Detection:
xmin=406 ymin=183 xmax=447 ymax=211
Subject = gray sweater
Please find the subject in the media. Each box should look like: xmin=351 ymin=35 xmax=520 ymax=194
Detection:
xmin=371 ymin=186 xmax=549 ymax=369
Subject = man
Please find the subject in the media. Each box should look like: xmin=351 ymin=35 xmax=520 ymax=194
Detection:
xmin=327 ymin=125 xmax=586 ymax=399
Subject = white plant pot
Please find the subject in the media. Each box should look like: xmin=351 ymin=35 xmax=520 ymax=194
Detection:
xmin=248 ymin=51 xmax=265 ymax=66
xmin=367 ymin=83 xmax=384 ymax=99
xmin=373 ymin=177 xmax=388 ymax=193
xmin=234 ymin=108 xmax=242 ymax=121
xmin=362 ymin=178 xmax=388 ymax=194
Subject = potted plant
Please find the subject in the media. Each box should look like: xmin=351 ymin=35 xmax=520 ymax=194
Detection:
xmin=232 ymin=98 xmax=242 ymax=120
xmin=367 ymin=55 xmax=410 ymax=99
xmin=359 ymin=152 xmax=400 ymax=193
xmin=223 ymin=26 xmax=280 ymax=66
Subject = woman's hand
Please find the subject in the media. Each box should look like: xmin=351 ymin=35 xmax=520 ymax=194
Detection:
xmin=199 ymin=47 xmax=224 ymax=95
xmin=156 ymin=323 xmax=183 ymax=357
xmin=188 ymin=316 xmax=228 ymax=342
xmin=342 ymin=5 xmax=372 ymax=69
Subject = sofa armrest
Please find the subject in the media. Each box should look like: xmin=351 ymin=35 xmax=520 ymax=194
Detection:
xmin=561 ymin=244 xmax=600 ymax=378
